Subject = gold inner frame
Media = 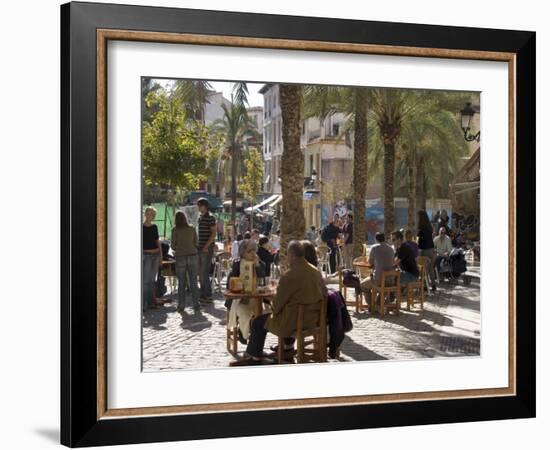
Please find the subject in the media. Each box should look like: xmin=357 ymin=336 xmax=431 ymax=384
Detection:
xmin=96 ymin=29 xmax=516 ymax=420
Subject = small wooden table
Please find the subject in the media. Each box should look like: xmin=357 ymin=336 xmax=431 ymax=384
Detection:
xmin=222 ymin=288 xmax=276 ymax=356
xmin=353 ymin=260 xmax=373 ymax=276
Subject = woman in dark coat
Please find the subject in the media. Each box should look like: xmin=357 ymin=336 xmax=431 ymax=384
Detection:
xmin=417 ymin=210 xmax=437 ymax=292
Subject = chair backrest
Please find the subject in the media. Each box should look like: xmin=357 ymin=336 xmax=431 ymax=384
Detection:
xmin=415 ymin=256 xmax=429 ymax=283
xmin=295 ymin=297 xmax=326 ymax=333
xmin=317 ymin=245 xmax=329 ymax=260
xmin=380 ymin=269 xmax=401 ymax=288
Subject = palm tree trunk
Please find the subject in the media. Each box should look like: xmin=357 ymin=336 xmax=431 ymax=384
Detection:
xmin=383 ymin=141 xmax=396 ymax=237
xmin=279 ymin=84 xmax=305 ymax=266
xmin=415 ymin=158 xmax=427 ymax=211
xmin=352 ymin=88 xmax=368 ymax=258
xmin=407 ymin=164 xmax=416 ymax=230
xmin=230 ymin=145 xmax=238 ymax=222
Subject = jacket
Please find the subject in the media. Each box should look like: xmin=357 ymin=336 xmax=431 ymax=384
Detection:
xmin=170 ymin=226 xmax=198 ymax=256
xmin=326 ymin=289 xmax=345 ymax=356
xmin=265 ymin=258 xmax=324 ymax=337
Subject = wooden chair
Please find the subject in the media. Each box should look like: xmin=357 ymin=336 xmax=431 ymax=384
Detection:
xmin=343 ymin=256 xmax=372 ymax=313
xmin=339 ymin=266 xmax=367 ymax=313
xmin=212 ymin=251 xmax=232 ymax=292
xmin=370 ymin=270 xmax=401 ymax=317
xmin=278 ymin=298 xmax=327 ymax=364
xmin=338 ymin=268 xmax=348 ymax=302
xmin=226 ymin=310 xmax=239 ymax=355
xmin=160 ymin=261 xmax=177 ymax=297
xmin=405 ymin=261 xmax=425 ymax=310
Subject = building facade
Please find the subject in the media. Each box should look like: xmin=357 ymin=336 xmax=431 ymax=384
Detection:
xmin=259 ymin=83 xmax=354 ymax=228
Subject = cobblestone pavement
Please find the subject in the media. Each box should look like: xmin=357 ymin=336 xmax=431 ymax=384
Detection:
xmin=142 ymin=278 xmax=480 ymax=371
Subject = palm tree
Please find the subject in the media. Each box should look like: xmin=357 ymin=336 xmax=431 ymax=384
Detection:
xmin=303 ymin=85 xmax=368 ymax=258
xmin=368 ymin=90 xmax=470 ymax=230
xmin=279 ymin=84 xmax=305 ymax=264
xmin=173 ymin=80 xmax=213 ymax=123
xmin=396 ymin=114 xmax=467 ymax=229
xmin=351 ymin=88 xmax=368 ymax=258
xmin=369 ymin=88 xmax=419 ymax=237
xmin=211 ymin=100 xmax=257 ymax=222
xmin=141 ymin=78 xmax=162 ymax=124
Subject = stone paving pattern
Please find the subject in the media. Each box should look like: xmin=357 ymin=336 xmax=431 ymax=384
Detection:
xmin=142 ymin=276 xmax=480 ymax=371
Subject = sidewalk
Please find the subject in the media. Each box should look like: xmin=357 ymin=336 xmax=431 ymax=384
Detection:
xmin=142 ymin=279 xmax=480 ymax=371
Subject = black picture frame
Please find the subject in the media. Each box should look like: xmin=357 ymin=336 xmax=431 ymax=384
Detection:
xmin=61 ymin=1 xmax=536 ymax=447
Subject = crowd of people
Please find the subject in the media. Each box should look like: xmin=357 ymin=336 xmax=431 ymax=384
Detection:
xmin=142 ymin=198 xmax=218 ymax=313
xmin=143 ymin=198 xmax=464 ymax=365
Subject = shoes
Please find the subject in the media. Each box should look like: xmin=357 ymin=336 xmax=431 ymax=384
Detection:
xmin=229 ymin=357 xmax=262 ymax=367
xmin=269 ymin=344 xmax=295 ymax=352
xmin=200 ymin=297 xmax=213 ymax=304
xmin=193 ymin=306 xmax=201 ymax=314
xmin=265 ymin=350 xmax=295 ymax=362
xmin=431 ymin=284 xmax=437 ymax=292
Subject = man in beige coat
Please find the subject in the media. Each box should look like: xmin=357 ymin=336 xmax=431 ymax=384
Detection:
xmin=230 ymin=240 xmax=324 ymax=366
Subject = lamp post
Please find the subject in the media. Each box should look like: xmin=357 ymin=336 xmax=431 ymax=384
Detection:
xmin=460 ymin=102 xmax=480 ymax=142
xmin=311 ymin=168 xmax=322 ymax=229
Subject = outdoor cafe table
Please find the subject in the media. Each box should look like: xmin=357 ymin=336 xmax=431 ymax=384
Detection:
xmin=222 ymin=287 xmax=277 ymax=356
xmin=353 ymin=260 xmax=373 ymax=279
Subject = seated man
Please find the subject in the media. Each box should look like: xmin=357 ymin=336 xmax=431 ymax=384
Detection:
xmin=360 ymin=232 xmax=395 ymax=306
xmin=230 ymin=240 xmax=325 ymax=366
xmin=433 ymin=226 xmax=453 ymax=278
xmin=391 ymin=230 xmax=419 ymax=286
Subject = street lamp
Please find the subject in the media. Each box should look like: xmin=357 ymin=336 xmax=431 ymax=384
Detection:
xmin=310 ymin=168 xmax=322 ymax=229
xmin=460 ymin=102 xmax=480 ymax=142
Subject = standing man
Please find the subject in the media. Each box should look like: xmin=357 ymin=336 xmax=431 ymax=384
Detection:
xmin=321 ymin=217 xmax=340 ymax=274
xmin=197 ymin=198 xmax=217 ymax=303
xmin=342 ymin=213 xmax=354 ymax=269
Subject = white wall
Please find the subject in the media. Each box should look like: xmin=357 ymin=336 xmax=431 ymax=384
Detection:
xmin=0 ymin=1 xmax=546 ymax=449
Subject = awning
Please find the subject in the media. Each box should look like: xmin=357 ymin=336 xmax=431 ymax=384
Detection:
xmin=244 ymin=194 xmax=279 ymax=213
xmin=223 ymin=199 xmax=246 ymax=207
xmin=269 ymin=195 xmax=282 ymax=207
xmin=186 ymin=191 xmax=223 ymax=209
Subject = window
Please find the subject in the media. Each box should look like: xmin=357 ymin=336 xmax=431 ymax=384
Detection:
xmin=332 ymin=123 xmax=340 ymax=136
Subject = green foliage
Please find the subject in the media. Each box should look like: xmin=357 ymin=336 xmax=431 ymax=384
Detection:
xmin=209 ymin=87 xmax=259 ymax=220
xmin=367 ymin=89 xmax=471 ymax=197
xmin=239 ymin=148 xmax=264 ymax=201
xmin=210 ymin=100 xmax=259 ymax=184
xmin=232 ymin=82 xmax=250 ymax=109
xmin=173 ymin=80 xmax=213 ymax=122
xmin=142 ymin=88 xmax=211 ymax=191
xmin=142 ymin=78 xmax=162 ymax=124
